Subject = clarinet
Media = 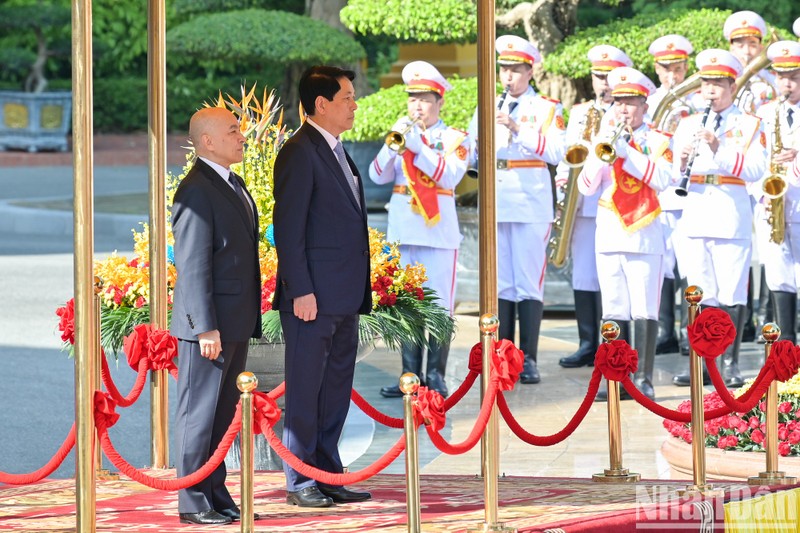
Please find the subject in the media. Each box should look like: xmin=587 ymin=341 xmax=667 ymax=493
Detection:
xmin=675 ymin=101 xmax=712 ymax=197
xmin=497 ymin=85 xmax=510 ymax=110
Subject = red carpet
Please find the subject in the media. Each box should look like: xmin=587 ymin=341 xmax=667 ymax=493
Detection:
xmin=1 ymin=471 xmax=797 ymax=531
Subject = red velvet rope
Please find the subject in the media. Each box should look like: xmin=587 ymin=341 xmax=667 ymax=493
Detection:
xmin=97 ymin=404 xmax=242 ymax=491
xmin=425 ymin=379 xmax=498 ymax=455
xmin=261 ymin=422 xmax=406 ymax=485
xmin=0 ymin=425 xmax=76 ymax=485
xmin=706 ymin=360 xmax=775 ymax=413
xmin=498 ymin=369 xmax=602 ymax=446
xmin=100 ymin=350 xmax=150 ymax=407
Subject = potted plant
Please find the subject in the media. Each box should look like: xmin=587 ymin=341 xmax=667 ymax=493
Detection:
xmin=0 ymin=0 xmax=72 ymax=152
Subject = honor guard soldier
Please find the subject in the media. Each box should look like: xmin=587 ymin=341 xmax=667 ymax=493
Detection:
xmin=370 ymin=61 xmax=469 ymax=398
xmin=557 ymin=45 xmax=632 ymax=369
xmin=752 ymin=41 xmax=800 ymax=343
xmin=725 ymin=10 xmax=777 ymax=113
xmin=468 ymin=35 xmax=566 ymax=384
xmin=671 ymin=49 xmax=767 ymax=388
xmin=577 ymin=67 xmax=671 ymax=401
xmin=646 ymin=34 xmax=702 ymax=355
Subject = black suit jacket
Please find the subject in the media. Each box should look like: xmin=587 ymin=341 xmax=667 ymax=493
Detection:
xmin=272 ymin=123 xmax=371 ymax=315
xmin=170 ymin=158 xmax=262 ymax=342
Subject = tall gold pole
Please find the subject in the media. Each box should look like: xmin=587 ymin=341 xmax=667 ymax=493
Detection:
xmin=237 ymin=373 xmax=258 ymax=533
xmin=677 ymin=286 xmax=721 ymax=496
xmin=400 ymin=373 xmax=422 ymax=533
xmin=593 ymin=321 xmax=639 ymax=483
xmin=72 ymin=0 xmax=96 ymax=530
xmin=147 ymin=0 xmax=169 ymax=469
xmin=749 ymin=324 xmax=796 ymax=486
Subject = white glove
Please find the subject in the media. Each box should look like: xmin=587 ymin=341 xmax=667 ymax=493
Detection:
xmin=403 ymin=127 xmax=425 ymax=154
xmin=613 ymin=134 xmax=630 ymax=159
xmin=391 ymin=116 xmax=413 ymax=133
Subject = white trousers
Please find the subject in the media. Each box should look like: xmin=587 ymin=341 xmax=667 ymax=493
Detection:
xmin=762 ymin=223 xmax=800 ymax=292
xmin=680 ymin=237 xmax=751 ymax=307
xmin=570 ymin=217 xmax=600 ymax=291
xmin=596 ymin=252 xmax=663 ymax=321
xmin=399 ymin=245 xmax=458 ymax=315
xmin=660 ymin=211 xmax=682 ymax=280
xmin=498 ymin=222 xmax=550 ymax=302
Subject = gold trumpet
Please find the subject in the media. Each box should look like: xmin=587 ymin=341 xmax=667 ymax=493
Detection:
xmin=595 ymin=123 xmax=632 ymax=164
xmin=385 ymin=115 xmax=425 ymax=154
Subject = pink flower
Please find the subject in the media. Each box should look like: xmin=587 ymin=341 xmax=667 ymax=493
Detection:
xmin=748 ymin=417 xmax=761 ymax=429
xmin=779 ymin=442 xmax=791 ymax=456
xmin=779 ymin=401 xmax=793 ymax=414
xmin=751 ymin=429 xmax=765 ymax=444
xmin=779 ymin=424 xmax=789 ymax=441
xmin=789 ymin=431 xmax=800 ymax=445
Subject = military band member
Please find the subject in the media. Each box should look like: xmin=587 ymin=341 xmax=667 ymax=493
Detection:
xmin=647 ymin=34 xmax=701 ymax=356
xmin=370 ymin=61 xmax=469 ymax=398
xmin=468 ymin=35 xmax=567 ymax=384
xmin=753 ymin=41 xmax=800 ymax=343
xmin=725 ymin=10 xmax=777 ymax=114
xmin=671 ymin=49 xmax=767 ymax=388
xmin=578 ymin=67 xmax=671 ymax=401
xmin=557 ymin=45 xmax=632 ymax=369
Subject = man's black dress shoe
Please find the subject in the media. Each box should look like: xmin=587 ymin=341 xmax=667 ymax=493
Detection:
xmin=179 ymin=509 xmax=232 ymax=525
xmin=672 ymin=369 xmax=711 ymax=387
xmin=318 ymin=484 xmax=372 ymax=503
xmin=286 ymin=486 xmax=334 ymax=507
xmin=217 ymin=507 xmax=261 ymax=521
xmin=519 ymin=359 xmax=540 ymax=384
xmin=380 ymin=384 xmax=404 ymax=398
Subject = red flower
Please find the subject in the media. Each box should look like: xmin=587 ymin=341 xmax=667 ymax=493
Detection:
xmin=687 ymin=307 xmax=736 ymax=359
xmin=261 ymin=277 xmax=276 ymax=313
xmin=55 ymin=298 xmax=75 ymax=345
xmin=751 ymin=429 xmax=765 ymax=444
xmin=778 ymin=424 xmax=789 ymax=441
xmin=779 ymin=401 xmax=794 ymax=414
xmin=134 ymin=296 xmax=146 ymax=308
xmin=594 ymin=340 xmax=638 ymax=381
xmin=415 ymin=287 xmax=424 ymax=301
xmin=779 ymin=441 xmax=791 ymax=456
xmin=767 ymin=340 xmax=800 ymax=382
xmin=789 ymin=431 xmax=800 ymax=445
xmin=748 ymin=416 xmax=761 ymax=429
xmin=380 ymin=275 xmax=393 ymax=288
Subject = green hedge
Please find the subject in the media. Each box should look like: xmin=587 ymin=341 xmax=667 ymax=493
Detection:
xmin=342 ymin=76 xmax=478 ymax=143
xmin=543 ymin=8 xmax=784 ymax=80
xmin=341 ymin=0 xmax=476 ymax=43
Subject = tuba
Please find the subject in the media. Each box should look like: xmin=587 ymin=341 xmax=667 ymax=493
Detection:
xmin=763 ymin=94 xmax=789 ymax=244
xmin=733 ymin=29 xmax=781 ymax=112
xmin=652 ymin=72 xmax=702 ymax=133
xmin=548 ymin=100 xmax=603 ymax=268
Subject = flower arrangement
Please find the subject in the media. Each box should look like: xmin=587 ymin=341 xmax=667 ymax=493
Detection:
xmin=82 ymin=84 xmax=454 ymax=356
xmin=663 ymin=374 xmax=800 ymax=457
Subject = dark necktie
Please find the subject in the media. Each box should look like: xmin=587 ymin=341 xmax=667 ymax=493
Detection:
xmin=333 ymin=141 xmax=361 ymax=209
xmin=228 ymin=171 xmax=254 ymax=227
xmin=507 ymin=101 xmax=518 ymax=114
xmin=713 ymin=113 xmax=722 ymax=133
xmin=788 ymin=108 xmax=794 ymax=128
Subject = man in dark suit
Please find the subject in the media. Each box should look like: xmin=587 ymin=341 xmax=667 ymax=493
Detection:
xmin=273 ymin=65 xmax=373 ymax=508
xmin=170 ymin=107 xmax=262 ymax=525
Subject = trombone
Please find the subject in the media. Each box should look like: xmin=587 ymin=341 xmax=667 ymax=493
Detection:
xmin=385 ymin=114 xmax=425 ymax=154
xmin=595 ymin=123 xmax=632 ymax=164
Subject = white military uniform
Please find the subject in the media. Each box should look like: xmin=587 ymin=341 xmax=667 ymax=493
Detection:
xmin=370 ymin=119 xmax=469 ymax=314
xmin=578 ymin=122 xmax=672 ymax=320
xmin=467 ymin=85 xmax=566 ymax=302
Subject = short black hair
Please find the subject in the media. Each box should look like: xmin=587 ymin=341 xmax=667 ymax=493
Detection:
xmin=299 ymin=65 xmax=356 ymax=117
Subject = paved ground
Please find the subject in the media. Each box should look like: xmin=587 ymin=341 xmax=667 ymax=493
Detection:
xmin=0 ymin=141 xmax=771 ymax=487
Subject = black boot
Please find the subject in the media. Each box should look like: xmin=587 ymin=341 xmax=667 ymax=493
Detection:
xmin=741 ymin=268 xmax=757 ymax=342
xmin=498 ymin=298 xmax=516 ymax=343
xmin=559 ymin=290 xmax=601 ymax=368
xmin=633 ymin=319 xmax=658 ymax=400
xmin=380 ymin=342 xmax=423 ymax=398
xmin=595 ymin=319 xmax=631 ymax=401
xmin=656 ymin=278 xmax=679 ymax=354
xmin=425 ymin=338 xmax=450 ymax=398
xmin=772 ymin=291 xmax=797 ymax=343
xmin=719 ymin=304 xmax=745 ymax=388
xmin=517 ymin=299 xmax=543 ymax=384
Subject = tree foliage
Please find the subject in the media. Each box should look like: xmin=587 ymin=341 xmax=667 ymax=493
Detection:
xmin=172 ymin=0 xmax=304 ymax=17
xmin=631 ymin=0 xmax=797 ymax=30
xmin=167 ymin=9 xmax=366 ymax=65
xmin=341 ymin=0 xmax=478 ymax=43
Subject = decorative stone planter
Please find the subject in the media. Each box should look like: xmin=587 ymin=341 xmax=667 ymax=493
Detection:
xmin=660 ymin=437 xmax=800 ymax=481
xmin=0 ymin=91 xmax=72 ymax=152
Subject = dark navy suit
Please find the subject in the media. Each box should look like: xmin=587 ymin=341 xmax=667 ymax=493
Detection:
xmin=170 ymin=158 xmax=261 ymax=513
xmin=273 ymin=122 xmax=371 ymax=491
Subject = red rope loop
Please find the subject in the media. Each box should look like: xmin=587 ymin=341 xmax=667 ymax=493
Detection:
xmin=498 ymin=369 xmax=602 ymax=446
xmin=595 ymin=340 xmax=638 ymax=381
xmin=706 ymin=360 xmax=775 ymax=412
xmin=251 ymin=391 xmax=282 ymax=434
xmin=97 ymin=404 xmax=242 ymax=491
xmin=468 ymin=342 xmax=482 ymax=373
xmin=766 ymin=340 xmax=800 ymax=382
xmin=414 ymin=387 xmax=446 ymax=431
xmin=94 ymin=391 xmax=120 ymax=429
xmin=425 ymin=379 xmax=499 ymax=455
xmin=100 ymin=349 xmax=149 ymax=407
xmin=687 ymin=307 xmax=736 ymax=360
xmin=0 ymin=425 xmax=76 ymax=485
xmin=261 ymin=421 xmax=406 ymax=485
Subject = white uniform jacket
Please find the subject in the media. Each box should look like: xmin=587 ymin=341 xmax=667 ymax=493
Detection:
xmin=672 ymin=106 xmax=766 ymax=240
xmin=369 ymin=119 xmax=469 ymax=249
xmin=578 ymin=123 xmax=672 ymax=254
xmin=468 ymin=86 xmax=566 ymax=223
xmin=754 ymin=100 xmax=800 ymax=223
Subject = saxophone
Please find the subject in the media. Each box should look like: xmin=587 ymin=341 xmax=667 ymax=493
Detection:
xmin=763 ymin=94 xmax=789 ymax=244
xmin=548 ymin=99 xmax=603 ymax=268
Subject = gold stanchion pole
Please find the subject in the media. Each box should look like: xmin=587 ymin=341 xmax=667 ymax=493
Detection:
xmin=94 ymin=277 xmax=118 ymax=481
xmin=400 ymin=373 xmax=422 ymax=533
xmin=237 ymin=372 xmax=258 ymax=533
xmin=72 ymin=0 xmax=97 ymax=530
xmin=677 ymin=286 xmax=722 ymax=496
xmin=468 ymin=315 xmax=515 ymax=533
xmin=147 ymin=0 xmax=169 ymax=469
xmin=749 ymin=324 xmax=796 ymax=486
xmin=593 ymin=321 xmax=640 ymax=483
